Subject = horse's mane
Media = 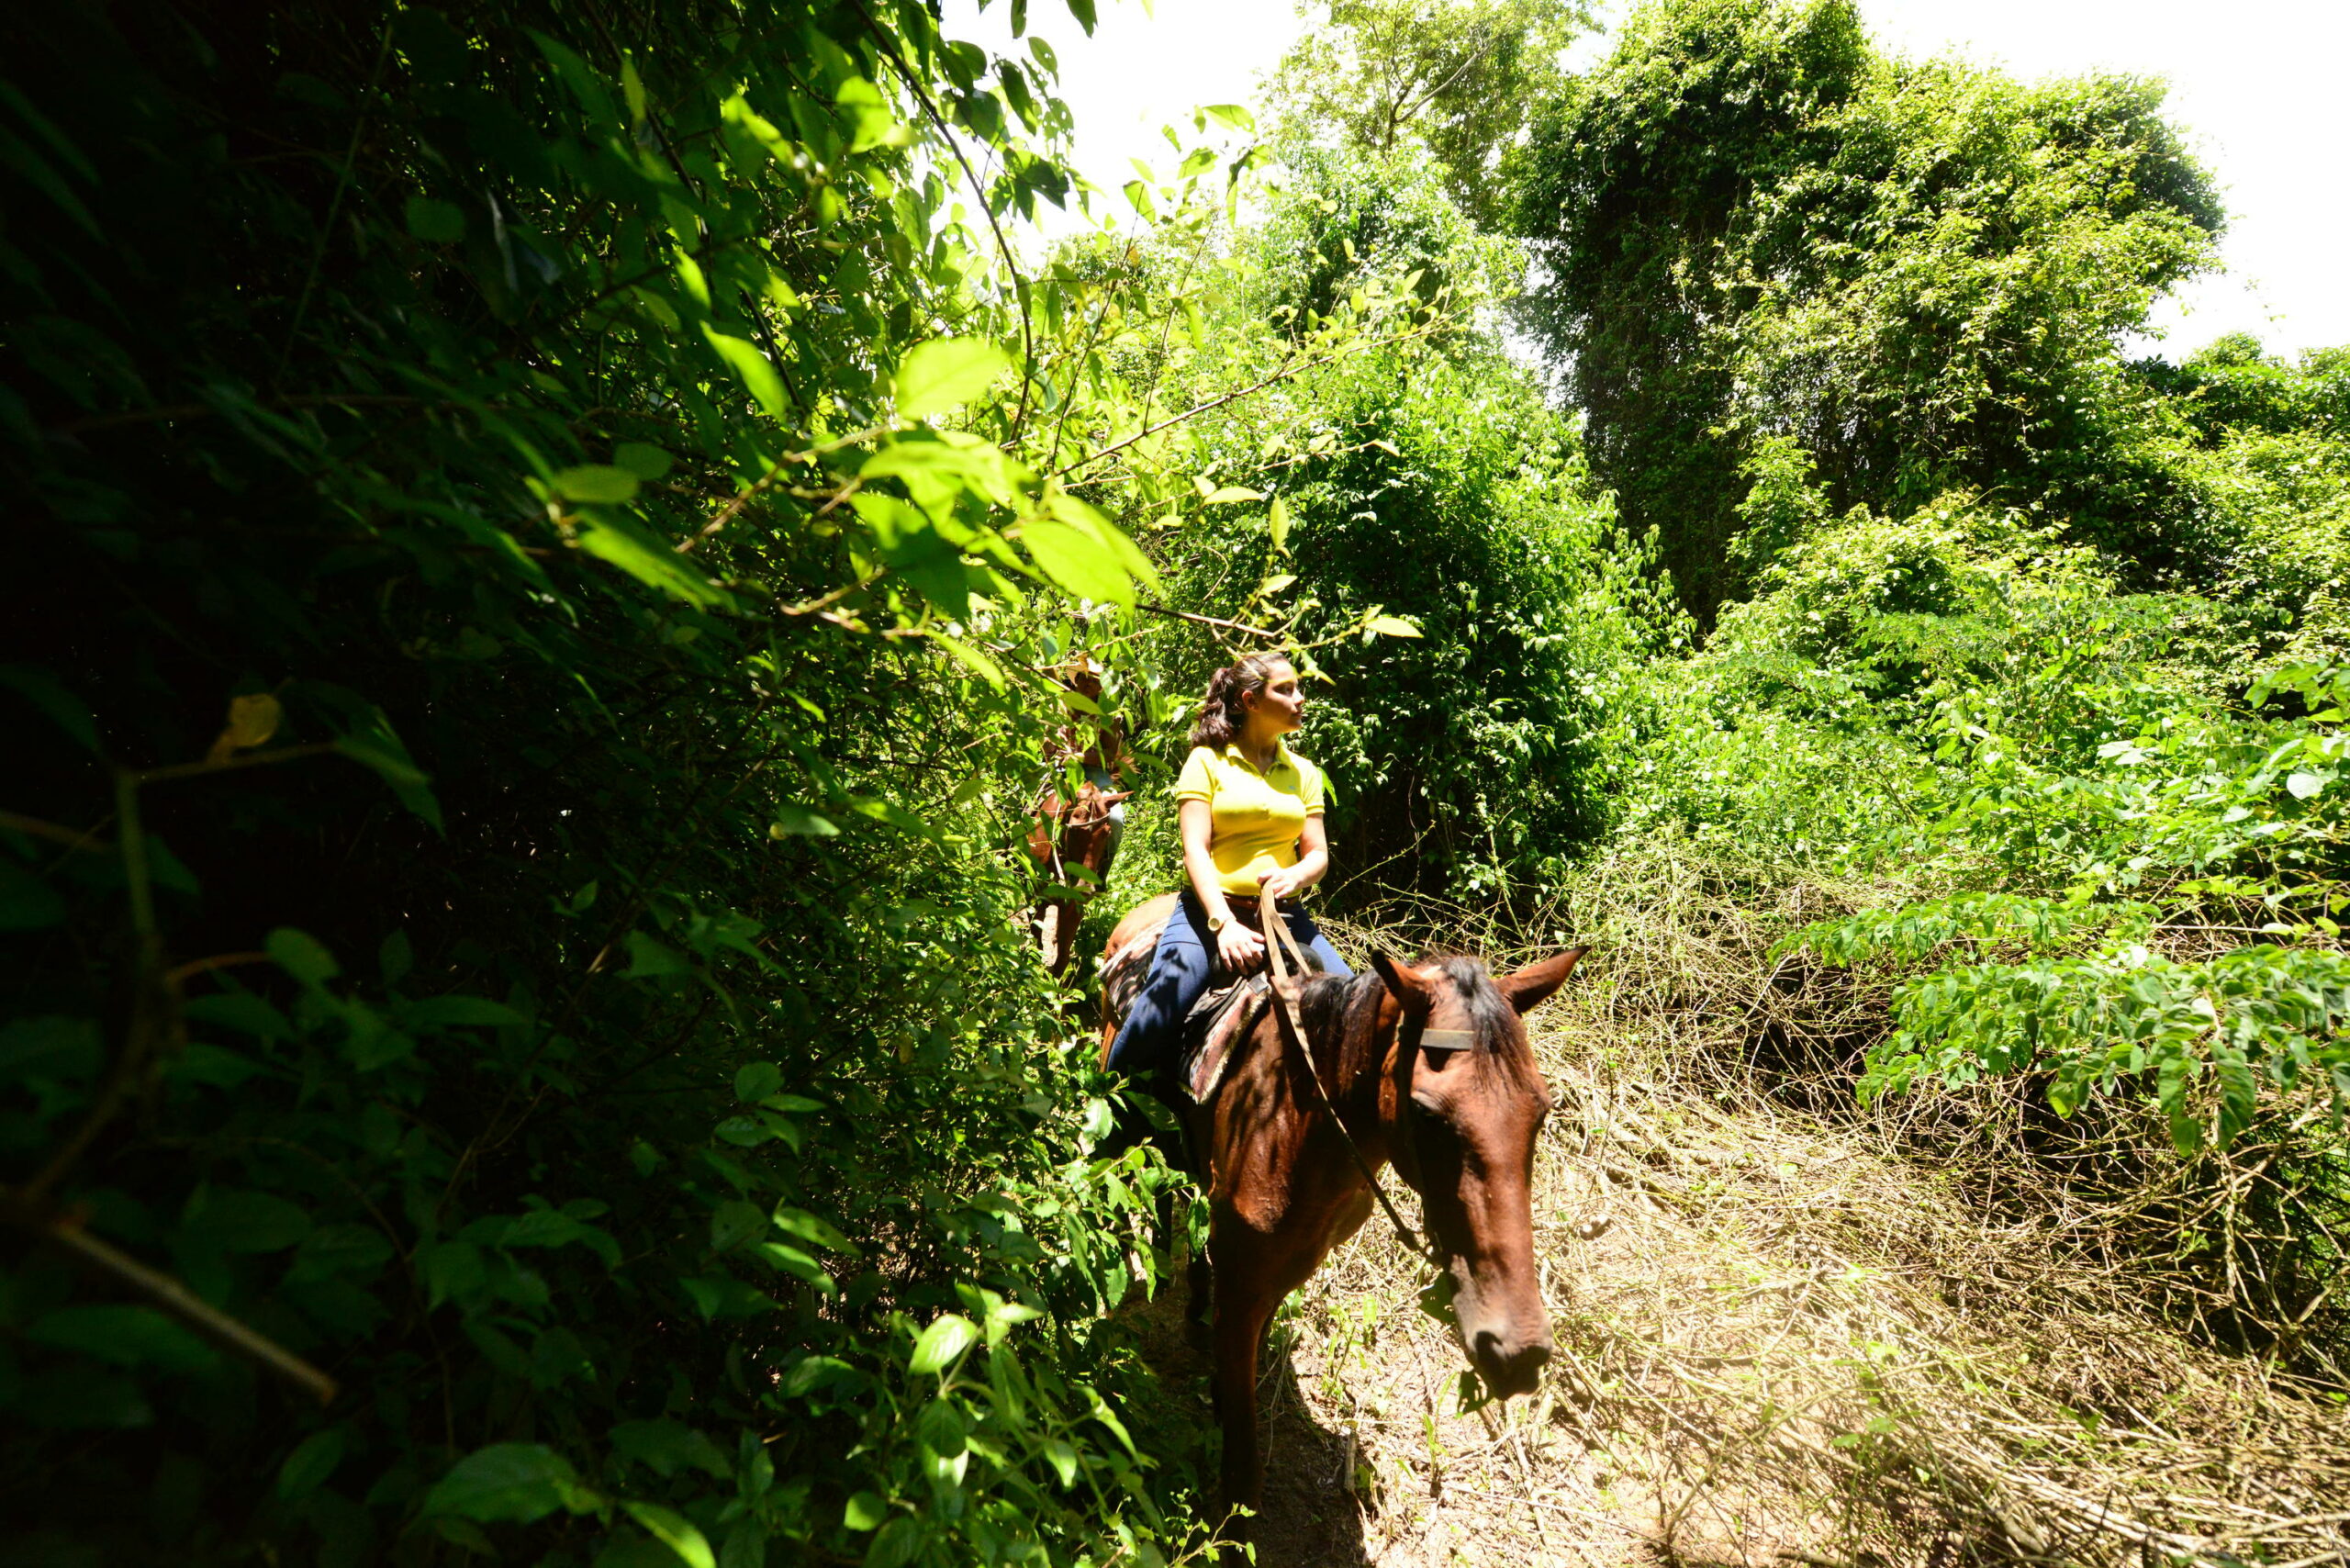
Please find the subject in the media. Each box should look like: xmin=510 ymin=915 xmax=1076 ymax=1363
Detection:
xmin=1290 ymin=958 xmax=1538 ymax=1088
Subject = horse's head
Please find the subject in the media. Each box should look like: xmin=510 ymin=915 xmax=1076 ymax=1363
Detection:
xmin=1369 ymin=946 xmax=1584 ymax=1399
xmin=1058 ymin=784 xmax=1131 ymax=869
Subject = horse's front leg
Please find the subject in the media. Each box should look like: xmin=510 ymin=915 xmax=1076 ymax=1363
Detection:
xmin=1209 ymin=1227 xmax=1276 ymax=1530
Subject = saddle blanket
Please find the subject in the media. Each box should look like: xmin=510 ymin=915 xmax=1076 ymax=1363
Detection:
xmin=1098 ymin=908 xmax=1301 ymax=1104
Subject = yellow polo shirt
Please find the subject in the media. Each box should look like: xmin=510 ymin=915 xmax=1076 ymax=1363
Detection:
xmin=1172 ymin=740 xmax=1326 ymax=896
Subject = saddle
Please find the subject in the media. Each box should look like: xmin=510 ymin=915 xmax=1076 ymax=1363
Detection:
xmin=1180 ymin=974 xmax=1271 ymax=1104
xmin=1098 ymin=903 xmax=1320 ymax=1106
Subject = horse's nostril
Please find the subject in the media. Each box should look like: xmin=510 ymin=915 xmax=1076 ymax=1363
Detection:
xmin=1473 ymin=1332 xmax=1551 ymax=1397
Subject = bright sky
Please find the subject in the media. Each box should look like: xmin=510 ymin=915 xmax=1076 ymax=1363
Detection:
xmin=941 ymin=0 xmax=2350 ymax=360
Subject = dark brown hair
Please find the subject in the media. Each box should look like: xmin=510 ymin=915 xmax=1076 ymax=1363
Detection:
xmin=1189 ymin=654 xmax=1290 ymax=750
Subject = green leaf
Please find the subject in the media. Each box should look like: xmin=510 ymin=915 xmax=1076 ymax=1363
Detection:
xmin=834 ymin=77 xmax=909 ymax=153
xmin=1064 ymin=0 xmax=1097 ymax=33
xmin=711 ymin=1198 xmax=767 ymax=1252
xmin=610 ymin=1420 xmax=730 ymax=1480
xmin=425 ymin=1443 xmax=601 ymax=1523
xmin=930 ymin=633 xmax=1007 ymax=689
xmin=2288 ymin=771 xmax=2326 ymax=799
xmin=330 ymin=708 xmax=443 ymax=832
xmin=1268 ymin=494 xmax=1290 ymax=553
xmin=783 ymin=1354 xmax=857 ymax=1396
xmin=769 ymin=802 xmax=840 ymax=838
xmin=277 ymin=1428 xmax=349 ymax=1501
xmin=552 ymin=465 xmax=641 ymax=504
xmin=895 ymin=339 xmax=1013 ymax=421
xmin=623 ymin=933 xmax=688 ymax=978
xmin=526 ymin=29 xmax=620 ymax=127
xmin=287 ymin=1224 xmax=397 ymax=1282
xmin=1201 ymin=486 xmax=1265 ymax=505
xmin=1203 ymin=103 xmax=1255 ymax=132
xmin=404 ymin=196 xmax=466 ymax=242
xmin=908 ymin=1312 xmax=979 ymax=1374
xmin=622 ymin=1501 xmax=717 ymax=1568
xmin=614 ymin=442 xmax=675 ymax=480
xmin=185 ymin=1187 xmax=313 ymax=1253
xmin=1020 ymin=521 xmax=1128 ymax=606
xmin=0 ymin=665 xmax=98 ymax=752
xmin=757 ymin=1241 xmax=834 ymax=1290
xmin=28 ymin=1305 xmax=221 ymax=1372
xmin=772 ymin=1204 xmax=858 ymax=1255
xmin=573 ymin=510 xmax=732 ymax=609
xmin=266 ymin=926 xmax=339 ymax=987
xmin=867 ymin=1516 xmax=923 ymax=1568
xmin=735 ymin=1061 xmax=783 ymax=1103
xmin=677 ymin=1274 xmax=778 ymax=1320
xmin=843 ymin=1492 xmax=888 ymax=1530
xmin=702 ymin=325 xmax=791 ymax=420
xmin=1365 ymin=614 xmax=1423 ymax=639
xmin=1041 ymin=1437 xmax=1079 ymax=1487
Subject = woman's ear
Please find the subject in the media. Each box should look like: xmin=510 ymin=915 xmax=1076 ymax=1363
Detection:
xmin=1371 ymin=950 xmax=1436 ymax=1014
xmin=1498 ymin=946 xmax=1587 ymax=1015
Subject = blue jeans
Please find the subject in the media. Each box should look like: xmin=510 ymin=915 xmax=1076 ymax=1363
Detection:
xmin=1106 ymin=891 xmax=1351 ymax=1076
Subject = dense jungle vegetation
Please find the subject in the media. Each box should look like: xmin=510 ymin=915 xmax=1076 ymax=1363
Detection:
xmin=4 ymin=0 xmax=2347 ymax=1563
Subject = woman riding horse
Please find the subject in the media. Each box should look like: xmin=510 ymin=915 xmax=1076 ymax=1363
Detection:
xmin=1105 ymin=653 xmax=1350 ymax=1079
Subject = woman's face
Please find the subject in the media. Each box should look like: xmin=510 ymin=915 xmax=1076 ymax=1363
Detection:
xmin=1243 ymin=660 xmax=1304 ymax=737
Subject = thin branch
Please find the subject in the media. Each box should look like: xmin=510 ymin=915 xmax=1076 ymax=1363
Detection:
xmin=858 ymin=6 xmax=1038 ymax=434
xmin=47 ymin=393 xmax=433 ymax=440
xmin=272 ymin=23 xmax=394 ymax=386
xmin=678 ymin=423 xmax=889 ymax=553
xmin=1051 ymin=318 xmax=1452 ymax=482
xmin=130 ymin=745 xmax=341 ymax=788
xmin=0 ymin=811 xmax=112 ymax=853
xmin=6 ymin=1202 xmax=337 ymax=1406
xmin=1136 ymin=601 xmax=1283 ymax=641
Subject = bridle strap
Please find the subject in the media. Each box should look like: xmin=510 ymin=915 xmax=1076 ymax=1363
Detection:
xmin=1416 ymin=1029 xmax=1475 ymax=1050
xmin=1259 ymin=888 xmax=1441 ymax=1270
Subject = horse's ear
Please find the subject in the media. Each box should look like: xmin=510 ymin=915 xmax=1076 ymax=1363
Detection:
xmin=1371 ymin=950 xmax=1435 ymax=1012
xmin=1499 ymin=946 xmax=1587 ymax=1015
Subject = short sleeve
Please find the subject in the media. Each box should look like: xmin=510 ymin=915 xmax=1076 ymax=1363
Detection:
xmin=1171 ymin=745 xmax=1216 ymax=802
xmin=1298 ymin=756 xmax=1326 ymax=814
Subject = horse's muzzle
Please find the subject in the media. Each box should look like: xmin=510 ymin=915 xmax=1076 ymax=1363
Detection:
xmin=1470 ymin=1328 xmax=1551 ymax=1398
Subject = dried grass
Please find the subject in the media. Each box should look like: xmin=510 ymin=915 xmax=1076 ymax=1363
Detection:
xmin=1229 ymin=836 xmax=2350 ymax=1567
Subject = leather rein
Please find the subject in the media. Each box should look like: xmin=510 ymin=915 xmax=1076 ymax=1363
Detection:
xmin=1256 ymin=887 xmax=1460 ymax=1271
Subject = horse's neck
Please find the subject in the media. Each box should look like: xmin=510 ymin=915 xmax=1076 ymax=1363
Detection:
xmin=1304 ymin=1002 xmax=1393 ymax=1132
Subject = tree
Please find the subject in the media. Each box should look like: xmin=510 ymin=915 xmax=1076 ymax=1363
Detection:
xmin=1514 ymin=0 xmax=2224 ymax=622
xmin=1266 ymin=0 xmax=1590 ymax=228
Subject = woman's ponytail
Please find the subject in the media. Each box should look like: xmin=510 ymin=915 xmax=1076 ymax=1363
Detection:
xmin=1189 ymin=654 xmax=1283 ymax=750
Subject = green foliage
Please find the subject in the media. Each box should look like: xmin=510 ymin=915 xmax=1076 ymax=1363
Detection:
xmin=1265 ymin=0 xmax=1591 ymax=229
xmin=1861 ymin=942 xmax=2350 ymax=1157
xmin=0 ymin=0 xmax=1213 ymax=1562
xmin=1516 ymin=0 xmax=2224 ymax=618
xmin=1118 ymin=150 xmax=1682 ymax=902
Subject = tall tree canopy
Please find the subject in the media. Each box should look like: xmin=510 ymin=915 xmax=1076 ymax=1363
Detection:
xmin=1512 ymin=0 xmax=2226 ymax=621
xmin=1265 ymin=0 xmax=1589 ymax=228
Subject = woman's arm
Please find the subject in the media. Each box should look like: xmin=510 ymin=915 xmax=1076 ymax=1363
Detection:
xmin=1256 ymin=812 xmax=1329 ymax=901
xmin=1181 ymin=797 xmax=1266 ymax=972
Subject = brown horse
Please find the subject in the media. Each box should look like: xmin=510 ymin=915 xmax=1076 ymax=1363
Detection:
xmin=1024 ymin=778 xmax=1131 ymax=976
xmin=1096 ymin=892 xmax=1584 ymax=1526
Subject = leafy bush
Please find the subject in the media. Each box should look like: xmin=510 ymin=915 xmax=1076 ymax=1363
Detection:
xmin=0 ymin=2 xmax=1212 ymax=1562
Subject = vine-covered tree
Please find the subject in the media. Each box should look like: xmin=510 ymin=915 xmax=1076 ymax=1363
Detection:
xmin=1265 ymin=0 xmax=1589 ymax=229
xmin=1513 ymin=0 xmax=2225 ymax=620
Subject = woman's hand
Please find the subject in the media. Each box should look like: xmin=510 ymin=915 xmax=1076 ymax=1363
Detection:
xmin=1215 ymin=919 xmax=1267 ymax=975
xmin=1256 ymin=866 xmax=1304 ymax=902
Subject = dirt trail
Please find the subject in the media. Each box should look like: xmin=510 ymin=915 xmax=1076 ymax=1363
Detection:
xmin=1130 ymin=1001 xmax=2350 ymax=1568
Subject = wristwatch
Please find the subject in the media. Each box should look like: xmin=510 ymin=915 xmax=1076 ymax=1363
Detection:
xmin=1206 ymin=910 xmax=1229 ymax=935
